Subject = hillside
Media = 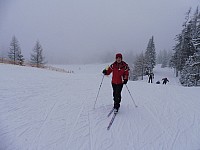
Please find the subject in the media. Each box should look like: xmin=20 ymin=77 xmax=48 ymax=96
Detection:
xmin=0 ymin=63 xmax=200 ymax=150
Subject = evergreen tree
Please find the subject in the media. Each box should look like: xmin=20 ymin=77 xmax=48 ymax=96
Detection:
xmin=171 ymin=7 xmax=198 ymax=77
xmin=180 ymin=56 xmax=200 ymax=86
xmin=181 ymin=20 xmax=196 ymax=64
xmin=133 ymin=53 xmax=145 ymax=80
xmin=171 ymin=34 xmax=183 ymax=76
xmin=30 ymin=41 xmax=46 ymax=67
xmin=177 ymin=6 xmax=200 ymax=86
xmin=17 ymin=49 xmax=25 ymax=65
xmin=192 ymin=8 xmax=200 ymax=52
xmin=145 ymin=36 xmax=156 ymax=72
xmin=191 ymin=7 xmax=199 ymax=39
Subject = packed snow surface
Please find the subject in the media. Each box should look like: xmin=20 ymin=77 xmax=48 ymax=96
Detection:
xmin=0 ymin=63 xmax=200 ymax=150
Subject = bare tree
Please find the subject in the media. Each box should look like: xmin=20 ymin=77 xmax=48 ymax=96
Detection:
xmin=8 ymin=36 xmax=21 ymax=64
xmin=30 ymin=41 xmax=46 ymax=67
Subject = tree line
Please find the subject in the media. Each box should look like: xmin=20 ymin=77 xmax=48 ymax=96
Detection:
xmin=3 ymin=36 xmax=46 ymax=67
xmin=130 ymin=6 xmax=200 ymax=87
xmin=130 ymin=36 xmax=156 ymax=81
xmin=170 ymin=7 xmax=200 ymax=86
xmin=1 ymin=6 xmax=199 ymax=86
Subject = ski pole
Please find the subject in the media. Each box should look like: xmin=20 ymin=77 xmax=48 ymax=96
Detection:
xmin=125 ymin=84 xmax=138 ymax=108
xmin=93 ymin=75 xmax=105 ymax=109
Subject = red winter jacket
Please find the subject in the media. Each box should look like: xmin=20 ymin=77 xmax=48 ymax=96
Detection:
xmin=106 ymin=61 xmax=129 ymax=84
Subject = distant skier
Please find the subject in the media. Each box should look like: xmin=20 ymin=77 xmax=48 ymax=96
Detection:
xmin=148 ymin=72 xmax=154 ymax=83
xmin=102 ymin=53 xmax=129 ymax=113
xmin=162 ymin=78 xmax=169 ymax=84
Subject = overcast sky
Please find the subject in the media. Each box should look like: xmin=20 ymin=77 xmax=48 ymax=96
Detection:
xmin=0 ymin=0 xmax=199 ymax=64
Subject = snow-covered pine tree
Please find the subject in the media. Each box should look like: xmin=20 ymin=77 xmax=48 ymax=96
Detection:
xmin=171 ymin=34 xmax=182 ymax=76
xmin=180 ymin=56 xmax=199 ymax=86
xmin=192 ymin=7 xmax=200 ymax=51
xmin=145 ymin=36 xmax=156 ymax=73
xmin=17 ymin=49 xmax=24 ymax=65
xmin=190 ymin=8 xmax=200 ymax=86
xmin=191 ymin=7 xmax=199 ymax=40
xmin=180 ymin=7 xmax=200 ymax=86
xmin=181 ymin=18 xmax=196 ymax=63
xmin=171 ymin=7 xmax=198 ymax=77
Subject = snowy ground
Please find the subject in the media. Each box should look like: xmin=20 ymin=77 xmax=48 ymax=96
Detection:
xmin=0 ymin=63 xmax=200 ymax=150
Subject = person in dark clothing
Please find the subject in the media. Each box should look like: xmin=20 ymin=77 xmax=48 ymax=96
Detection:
xmin=102 ymin=53 xmax=129 ymax=112
xmin=148 ymin=73 xmax=154 ymax=83
xmin=162 ymin=78 xmax=169 ymax=84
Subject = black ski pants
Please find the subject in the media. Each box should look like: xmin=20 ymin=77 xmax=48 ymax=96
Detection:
xmin=112 ymin=83 xmax=123 ymax=110
xmin=148 ymin=76 xmax=153 ymax=83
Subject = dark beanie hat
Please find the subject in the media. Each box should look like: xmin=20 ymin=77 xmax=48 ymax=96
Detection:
xmin=116 ymin=53 xmax=122 ymax=59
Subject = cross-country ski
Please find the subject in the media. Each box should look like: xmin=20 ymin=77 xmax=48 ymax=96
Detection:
xmin=107 ymin=107 xmax=115 ymax=117
xmin=107 ymin=112 xmax=117 ymax=130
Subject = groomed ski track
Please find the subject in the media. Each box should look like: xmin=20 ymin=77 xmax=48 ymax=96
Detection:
xmin=0 ymin=64 xmax=200 ymax=150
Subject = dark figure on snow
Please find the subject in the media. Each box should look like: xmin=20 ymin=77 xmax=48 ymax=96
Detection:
xmin=148 ymin=73 xmax=154 ymax=83
xmin=162 ymin=78 xmax=169 ymax=84
xmin=156 ymin=81 xmax=160 ymax=84
xmin=102 ymin=53 xmax=129 ymax=113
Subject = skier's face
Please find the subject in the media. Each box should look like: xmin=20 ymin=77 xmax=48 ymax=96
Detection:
xmin=116 ymin=57 xmax=122 ymax=63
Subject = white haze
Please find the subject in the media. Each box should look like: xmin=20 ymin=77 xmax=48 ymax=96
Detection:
xmin=0 ymin=0 xmax=199 ymax=64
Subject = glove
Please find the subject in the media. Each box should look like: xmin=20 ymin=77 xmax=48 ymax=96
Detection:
xmin=102 ymin=69 xmax=107 ymax=75
xmin=123 ymin=79 xmax=128 ymax=84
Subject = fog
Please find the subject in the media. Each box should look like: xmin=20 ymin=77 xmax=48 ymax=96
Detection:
xmin=0 ymin=0 xmax=199 ymax=64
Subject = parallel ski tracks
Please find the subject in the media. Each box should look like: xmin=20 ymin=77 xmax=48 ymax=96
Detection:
xmin=65 ymin=100 xmax=86 ymax=149
xmin=30 ymin=100 xmax=58 ymax=149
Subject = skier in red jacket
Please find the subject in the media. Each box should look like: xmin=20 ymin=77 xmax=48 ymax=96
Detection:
xmin=102 ymin=53 xmax=129 ymax=112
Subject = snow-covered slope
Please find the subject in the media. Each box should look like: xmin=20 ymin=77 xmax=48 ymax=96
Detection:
xmin=0 ymin=63 xmax=200 ymax=150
